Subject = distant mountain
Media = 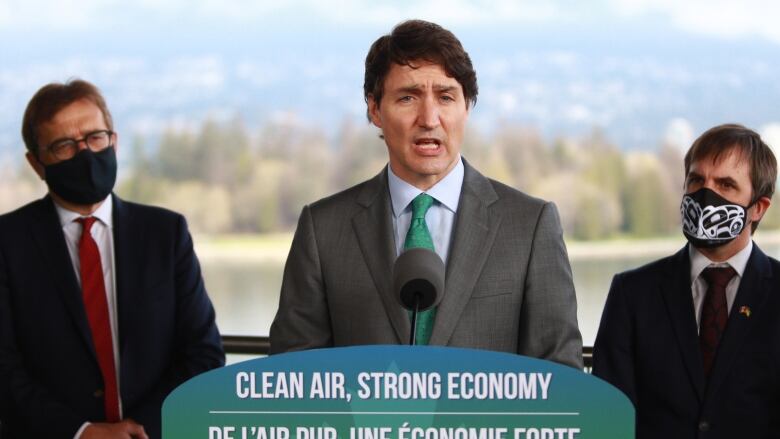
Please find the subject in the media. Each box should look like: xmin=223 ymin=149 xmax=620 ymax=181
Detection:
xmin=2 ymin=24 xmax=779 ymax=162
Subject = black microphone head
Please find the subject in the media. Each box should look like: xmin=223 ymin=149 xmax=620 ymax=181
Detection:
xmin=393 ymin=247 xmax=445 ymax=311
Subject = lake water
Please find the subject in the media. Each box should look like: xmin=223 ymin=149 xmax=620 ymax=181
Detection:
xmin=202 ymin=240 xmax=780 ymax=346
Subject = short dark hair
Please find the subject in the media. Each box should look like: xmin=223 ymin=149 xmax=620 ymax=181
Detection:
xmin=21 ymin=79 xmax=113 ymax=155
xmin=363 ymin=19 xmax=478 ymax=120
xmin=684 ymin=123 xmax=777 ymax=232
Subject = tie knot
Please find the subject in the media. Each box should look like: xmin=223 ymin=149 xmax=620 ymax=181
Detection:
xmin=411 ymin=193 xmax=434 ymax=219
xmin=76 ymin=216 xmax=98 ymax=233
xmin=702 ymin=266 xmax=737 ymax=289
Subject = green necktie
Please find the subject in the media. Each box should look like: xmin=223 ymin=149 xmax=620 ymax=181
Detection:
xmin=403 ymin=193 xmax=437 ymax=345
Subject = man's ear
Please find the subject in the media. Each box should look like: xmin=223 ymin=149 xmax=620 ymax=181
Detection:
xmin=751 ymin=196 xmax=771 ymax=223
xmin=367 ymin=95 xmax=382 ymax=129
xmin=25 ymin=151 xmax=45 ymax=180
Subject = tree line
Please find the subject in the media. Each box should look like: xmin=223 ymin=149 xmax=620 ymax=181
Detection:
xmin=4 ymin=115 xmax=779 ymax=240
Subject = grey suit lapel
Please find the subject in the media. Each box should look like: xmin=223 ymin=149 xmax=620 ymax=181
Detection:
xmin=429 ymin=160 xmax=501 ymax=345
xmin=352 ymin=169 xmax=410 ymax=344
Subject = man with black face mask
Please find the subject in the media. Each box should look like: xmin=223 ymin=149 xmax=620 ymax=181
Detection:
xmin=0 ymin=79 xmax=225 ymax=439
xmin=593 ymin=124 xmax=779 ymax=438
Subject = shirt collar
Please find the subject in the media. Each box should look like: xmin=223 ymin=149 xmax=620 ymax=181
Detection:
xmin=689 ymin=239 xmax=753 ymax=285
xmin=387 ymin=156 xmax=464 ymax=218
xmin=54 ymin=196 xmax=114 ymax=229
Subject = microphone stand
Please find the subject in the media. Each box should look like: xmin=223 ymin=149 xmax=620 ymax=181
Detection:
xmin=409 ymin=293 xmax=420 ymax=346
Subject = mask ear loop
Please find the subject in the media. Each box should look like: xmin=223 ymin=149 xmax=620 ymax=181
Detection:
xmin=742 ymin=192 xmax=763 ymax=234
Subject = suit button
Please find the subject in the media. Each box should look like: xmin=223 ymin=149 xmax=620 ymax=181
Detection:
xmin=699 ymin=421 xmax=710 ymax=432
xmin=93 ymin=389 xmax=104 ymax=398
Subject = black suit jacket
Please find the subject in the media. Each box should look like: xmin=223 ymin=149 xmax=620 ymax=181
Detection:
xmin=0 ymin=195 xmax=224 ymax=438
xmin=593 ymin=244 xmax=780 ymax=438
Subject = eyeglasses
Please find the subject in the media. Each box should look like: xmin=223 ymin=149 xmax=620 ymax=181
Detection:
xmin=42 ymin=130 xmax=115 ymax=160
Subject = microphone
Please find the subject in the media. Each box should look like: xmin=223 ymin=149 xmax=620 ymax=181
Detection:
xmin=393 ymin=247 xmax=445 ymax=345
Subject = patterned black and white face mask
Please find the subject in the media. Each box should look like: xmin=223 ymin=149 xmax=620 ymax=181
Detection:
xmin=681 ymin=187 xmax=751 ymax=249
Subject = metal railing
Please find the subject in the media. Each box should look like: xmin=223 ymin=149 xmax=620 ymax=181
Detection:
xmin=222 ymin=335 xmax=594 ymax=371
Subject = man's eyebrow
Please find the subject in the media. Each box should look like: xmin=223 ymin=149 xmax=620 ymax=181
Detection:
xmin=433 ymin=85 xmax=458 ymax=92
xmin=686 ymin=172 xmax=740 ymax=187
xmin=391 ymin=84 xmax=459 ymax=94
xmin=392 ymin=84 xmax=423 ymax=94
xmin=714 ymin=176 xmax=739 ymax=186
xmin=686 ymin=171 xmax=703 ymax=180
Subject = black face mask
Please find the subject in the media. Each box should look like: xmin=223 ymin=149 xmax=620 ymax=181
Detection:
xmin=43 ymin=147 xmax=117 ymax=205
xmin=681 ymin=187 xmax=751 ymax=249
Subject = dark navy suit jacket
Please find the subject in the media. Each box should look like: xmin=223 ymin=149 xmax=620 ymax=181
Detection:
xmin=0 ymin=195 xmax=224 ymax=438
xmin=593 ymin=244 xmax=780 ymax=439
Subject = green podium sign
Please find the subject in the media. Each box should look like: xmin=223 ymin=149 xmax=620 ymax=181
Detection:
xmin=164 ymin=346 xmax=633 ymax=439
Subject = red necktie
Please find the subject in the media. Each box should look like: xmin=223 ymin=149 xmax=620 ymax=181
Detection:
xmin=699 ymin=266 xmax=736 ymax=378
xmin=77 ymin=217 xmax=120 ymax=422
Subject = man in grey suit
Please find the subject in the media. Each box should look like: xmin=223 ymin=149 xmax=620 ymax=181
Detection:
xmin=269 ymin=19 xmax=582 ymax=369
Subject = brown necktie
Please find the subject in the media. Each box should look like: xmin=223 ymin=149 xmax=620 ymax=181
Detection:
xmin=699 ymin=266 xmax=737 ymax=378
xmin=77 ymin=217 xmax=120 ymax=421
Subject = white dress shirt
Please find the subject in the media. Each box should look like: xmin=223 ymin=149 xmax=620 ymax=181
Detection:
xmin=388 ymin=156 xmax=464 ymax=264
xmin=54 ymin=197 xmax=123 ymax=436
xmin=689 ymin=240 xmax=753 ymax=330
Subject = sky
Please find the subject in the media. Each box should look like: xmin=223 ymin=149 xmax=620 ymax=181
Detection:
xmin=2 ymin=0 xmax=780 ymax=39
xmin=2 ymin=0 xmax=780 ymax=163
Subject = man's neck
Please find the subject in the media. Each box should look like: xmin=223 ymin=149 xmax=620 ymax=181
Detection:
xmin=395 ymin=172 xmax=444 ymax=191
xmin=389 ymin=157 xmax=461 ymax=191
xmin=49 ymin=192 xmax=105 ymax=216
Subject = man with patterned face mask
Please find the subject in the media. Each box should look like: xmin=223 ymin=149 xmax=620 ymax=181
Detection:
xmin=0 ymin=79 xmax=225 ymax=439
xmin=593 ymin=124 xmax=779 ymax=438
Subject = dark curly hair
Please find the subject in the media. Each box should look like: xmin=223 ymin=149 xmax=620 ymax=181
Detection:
xmin=363 ymin=19 xmax=478 ymax=120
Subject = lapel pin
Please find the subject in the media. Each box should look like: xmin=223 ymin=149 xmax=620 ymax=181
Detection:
xmin=739 ymin=306 xmax=751 ymax=318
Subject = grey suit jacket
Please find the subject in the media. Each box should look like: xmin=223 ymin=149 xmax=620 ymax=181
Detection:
xmin=269 ymin=159 xmax=583 ymax=369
